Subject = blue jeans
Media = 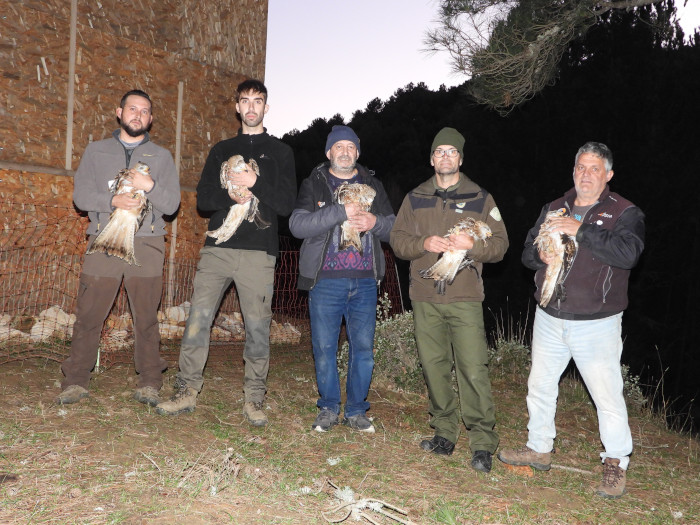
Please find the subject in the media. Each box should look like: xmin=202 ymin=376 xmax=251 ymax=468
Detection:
xmin=309 ymin=278 xmax=377 ymax=418
xmin=526 ymin=308 xmax=633 ymax=469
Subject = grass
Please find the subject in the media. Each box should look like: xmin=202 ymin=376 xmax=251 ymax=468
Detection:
xmin=0 ymin=328 xmax=699 ymax=523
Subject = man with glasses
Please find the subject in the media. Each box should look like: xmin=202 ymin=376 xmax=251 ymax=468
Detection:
xmin=390 ymin=127 xmax=508 ymax=472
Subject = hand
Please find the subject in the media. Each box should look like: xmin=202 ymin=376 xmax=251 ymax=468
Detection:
xmin=546 ymin=216 xmax=582 ymax=237
xmin=448 ymin=233 xmax=474 ymax=251
xmin=112 ymin=192 xmax=145 ymax=210
xmin=538 ymin=249 xmax=557 ymax=265
xmin=227 ymin=163 xmax=257 ymax=188
xmin=424 ymin=235 xmax=450 ymax=253
xmin=125 ymin=167 xmax=154 ymax=192
xmin=229 ymin=188 xmax=253 ymax=204
xmin=349 ymin=211 xmax=377 ymax=233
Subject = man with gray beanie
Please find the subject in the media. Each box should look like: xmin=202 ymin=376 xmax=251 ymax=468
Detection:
xmin=391 ymin=127 xmax=508 ymax=472
xmin=289 ymin=125 xmax=395 ymax=433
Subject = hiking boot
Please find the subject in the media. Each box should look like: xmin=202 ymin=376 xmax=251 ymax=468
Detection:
xmin=471 ymin=450 xmax=493 ymax=473
xmin=312 ymin=409 xmax=339 ymax=432
xmin=133 ymin=386 xmax=161 ymax=407
xmin=243 ymin=401 xmax=268 ymax=427
xmin=342 ymin=414 xmax=375 ymax=433
xmin=498 ymin=446 xmax=551 ymax=471
xmin=596 ymin=458 xmax=627 ymax=499
xmin=56 ymin=385 xmax=89 ymax=405
xmin=155 ymin=382 xmax=197 ymax=415
xmin=420 ymin=435 xmax=455 ymax=456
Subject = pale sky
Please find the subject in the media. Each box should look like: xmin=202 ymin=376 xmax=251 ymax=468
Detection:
xmin=264 ymin=0 xmax=700 ymax=138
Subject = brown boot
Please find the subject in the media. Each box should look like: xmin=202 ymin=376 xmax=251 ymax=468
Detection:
xmin=243 ymin=401 xmax=268 ymax=427
xmin=596 ymin=458 xmax=627 ymax=498
xmin=155 ymin=382 xmax=197 ymax=415
xmin=498 ymin=446 xmax=552 ymax=471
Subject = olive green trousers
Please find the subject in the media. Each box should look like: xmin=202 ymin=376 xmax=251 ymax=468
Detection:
xmin=412 ymin=301 xmax=498 ymax=453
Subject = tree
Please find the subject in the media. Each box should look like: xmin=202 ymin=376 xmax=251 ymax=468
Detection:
xmin=424 ymin=0 xmax=677 ymax=114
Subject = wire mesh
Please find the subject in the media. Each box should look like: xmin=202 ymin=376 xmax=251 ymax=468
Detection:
xmin=0 ymin=200 xmax=404 ymax=368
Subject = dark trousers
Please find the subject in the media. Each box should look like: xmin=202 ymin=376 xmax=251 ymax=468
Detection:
xmin=61 ymin=236 xmax=167 ymax=390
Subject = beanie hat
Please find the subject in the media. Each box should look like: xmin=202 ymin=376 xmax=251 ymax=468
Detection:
xmin=325 ymin=125 xmax=360 ymax=154
xmin=431 ymin=127 xmax=465 ymax=157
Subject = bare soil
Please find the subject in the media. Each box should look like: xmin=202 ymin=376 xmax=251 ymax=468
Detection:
xmin=0 ymin=345 xmax=698 ymax=524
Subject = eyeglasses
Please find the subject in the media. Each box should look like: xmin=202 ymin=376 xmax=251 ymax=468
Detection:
xmin=433 ymin=149 xmax=459 ymax=158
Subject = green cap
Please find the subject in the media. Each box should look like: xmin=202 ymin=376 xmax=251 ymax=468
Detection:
xmin=431 ymin=127 xmax=465 ymax=157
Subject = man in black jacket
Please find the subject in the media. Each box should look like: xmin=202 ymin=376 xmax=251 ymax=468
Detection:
xmin=498 ymin=142 xmax=645 ymax=499
xmin=289 ymin=125 xmax=395 ymax=433
xmin=156 ymin=80 xmax=296 ymax=426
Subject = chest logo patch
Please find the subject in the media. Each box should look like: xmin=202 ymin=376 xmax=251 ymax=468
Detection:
xmin=317 ymin=201 xmax=326 ymax=208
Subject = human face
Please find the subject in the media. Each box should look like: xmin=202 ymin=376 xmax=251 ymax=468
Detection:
xmin=236 ymin=90 xmax=268 ymax=132
xmin=116 ymin=95 xmax=152 ymax=139
xmin=327 ymin=140 xmax=359 ymax=178
xmin=431 ymin=144 xmax=462 ymax=184
xmin=573 ymin=152 xmax=613 ymax=205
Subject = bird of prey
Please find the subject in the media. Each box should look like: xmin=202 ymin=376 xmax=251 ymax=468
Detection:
xmin=206 ymin=155 xmax=269 ymax=244
xmin=419 ymin=217 xmax=492 ymax=295
xmin=87 ymin=162 xmax=152 ymax=265
xmin=534 ymin=208 xmax=578 ymax=307
xmin=334 ymin=182 xmax=376 ymax=255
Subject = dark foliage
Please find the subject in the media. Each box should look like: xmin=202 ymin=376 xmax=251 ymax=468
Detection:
xmin=280 ymin=2 xmax=700 ymax=432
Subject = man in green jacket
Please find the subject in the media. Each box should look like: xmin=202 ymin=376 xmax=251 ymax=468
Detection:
xmin=390 ymin=127 xmax=508 ymax=473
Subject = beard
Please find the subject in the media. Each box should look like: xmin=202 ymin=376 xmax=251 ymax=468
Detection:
xmin=120 ymin=118 xmax=152 ymax=138
xmin=330 ymin=156 xmax=356 ymax=176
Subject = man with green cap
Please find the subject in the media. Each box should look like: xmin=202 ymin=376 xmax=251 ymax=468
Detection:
xmin=390 ymin=127 xmax=508 ymax=472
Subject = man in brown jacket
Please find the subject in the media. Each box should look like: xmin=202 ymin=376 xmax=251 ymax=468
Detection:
xmin=390 ymin=127 xmax=508 ymax=473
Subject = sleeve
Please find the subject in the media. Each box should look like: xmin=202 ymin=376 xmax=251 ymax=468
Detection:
xmin=196 ymin=144 xmax=232 ymax=212
xmin=73 ymin=144 xmax=114 ymax=213
xmin=145 ymin=149 xmax=180 ymax=215
xmin=389 ymin=194 xmax=428 ymax=261
xmin=250 ymin=144 xmax=297 ymax=217
xmin=576 ymin=206 xmax=645 ymax=269
xmin=521 ymin=204 xmax=550 ymax=271
xmin=368 ymin=179 xmax=395 ymax=243
xmin=467 ymin=194 xmax=508 ymax=264
xmin=289 ymin=177 xmax=347 ymax=239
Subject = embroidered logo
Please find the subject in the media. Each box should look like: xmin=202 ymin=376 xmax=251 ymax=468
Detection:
xmin=489 ymin=207 xmax=502 ymax=221
xmin=598 ymin=212 xmax=613 ymax=218
xmin=456 ymin=202 xmax=466 ymax=209
xmin=317 ymin=201 xmax=326 ymax=208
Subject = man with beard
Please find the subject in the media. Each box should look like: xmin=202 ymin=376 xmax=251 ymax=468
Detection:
xmin=156 ymin=80 xmax=297 ymax=427
xmin=390 ymin=127 xmax=508 ymax=472
xmin=57 ymin=89 xmax=180 ymax=406
xmin=289 ymin=125 xmax=395 ymax=433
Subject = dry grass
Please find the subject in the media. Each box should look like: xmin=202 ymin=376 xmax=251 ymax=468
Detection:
xmin=0 ymin=342 xmax=698 ymax=524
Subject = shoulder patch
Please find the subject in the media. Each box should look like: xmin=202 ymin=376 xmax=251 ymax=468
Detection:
xmin=489 ymin=207 xmax=502 ymax=221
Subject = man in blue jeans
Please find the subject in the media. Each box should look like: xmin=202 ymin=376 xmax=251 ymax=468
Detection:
xmin=498 ymin=142 xmax=645 ymax=498
xmin=289 ymin=125 xmax=395 ymax=433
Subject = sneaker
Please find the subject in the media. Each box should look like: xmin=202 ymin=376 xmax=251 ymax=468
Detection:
xmin=596 ymin=458 xmax=627 ymax=499
xmin=243 ymin=401 xmax=268 ymax=427
xmin=342 ymin=414 xmax=375 ymax=433
xmin=312 ymin=409 xmax=339 ymax=432
xmin=498 ymin=446 xmax=551 ymax=471
xmin=155 ymin=382 xmax=197 ymax=415
xmin=56 ymin=385 xmax=89 ymax=405
xmin=133 ymin=386 xmax=160 ymax=407
xmin=420 ymin=435 xmax=455 ymax=456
